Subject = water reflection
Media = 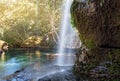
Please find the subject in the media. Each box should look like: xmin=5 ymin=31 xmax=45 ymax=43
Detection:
xmin=0 ymin=53 xmax=5 ymax=78
xmin=46 ymin=53 xmax=56 ymax=60
xmin=0 ymin=49 xmax=76 ymax=79
xmin=0 ymin=50 xmax=42 ymax=78
xmin=55 ymin=53 xmax=76 ymax=66
xmin=45 ymin=53 xmax=76 ymax=66
xmin=1 ymin=53 xmax=5 ymax=62
xmin=35 ymin=50 xmax=41 ymax=58
xmin=33 ymin=50 xmax=41 ymax=71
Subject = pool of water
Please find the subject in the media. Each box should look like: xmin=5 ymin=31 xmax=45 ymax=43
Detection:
xmin=0 ymin=48 xmax=76 ymax=79
xmin=0 ymin=48 xmax=53 ymax=78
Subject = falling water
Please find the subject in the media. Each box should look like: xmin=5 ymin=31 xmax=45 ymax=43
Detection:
xmin=56 ymin=0 xmax=81 ymax=66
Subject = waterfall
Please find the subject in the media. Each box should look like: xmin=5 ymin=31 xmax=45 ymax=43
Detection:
xmin=56 ymin=0 xmax=81 ymax=66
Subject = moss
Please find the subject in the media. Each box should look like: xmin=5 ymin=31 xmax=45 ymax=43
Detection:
xmin=70 ymin=14 xmax=76 ymax=28
xmin=70 ymin=1 xmax=80 ymax=28
xmin=106 ymin=49 xmax=120 ymax=62
xmin=85 ymin=38 xmax=96 ymax=50
xmin=70 ymin=1 xmax=79 ymax=14
xmin=106 ymin=49 xmax=120 ymax=76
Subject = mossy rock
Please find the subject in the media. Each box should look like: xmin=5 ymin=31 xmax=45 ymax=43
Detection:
xmin=71 ymin=0 xmax=120 ymax=80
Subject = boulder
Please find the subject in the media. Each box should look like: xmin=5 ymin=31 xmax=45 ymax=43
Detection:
xmin=0 ymin=40 xmax=8 ymax=54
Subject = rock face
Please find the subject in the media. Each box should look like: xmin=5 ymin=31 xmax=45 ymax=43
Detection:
xmin=71 ymin=0 xmax=120 ymax=80
xmin=0 ymin=40 xmax=8 ymax=54
xmin=72 ymin=0 xmax=120 ymax=49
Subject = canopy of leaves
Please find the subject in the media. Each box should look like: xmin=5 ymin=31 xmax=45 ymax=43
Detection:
xmin=0 ymin=0 xmax=62 ymax=47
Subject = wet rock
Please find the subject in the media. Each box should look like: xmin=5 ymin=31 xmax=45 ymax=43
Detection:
xmin=90 ymin=66 xmax=109 ymax=78
xmin=0 ymin=40 xmax=8 ymax=54
xmin=2 ymin=64 xmax=77 ymax=81
xmin=91 ymin=66 xmax=109 ymax=73
xmin=38 ymin=71 xmax=76 ymax=81
xmin=99 ymin=61 xmax=113 ymax=66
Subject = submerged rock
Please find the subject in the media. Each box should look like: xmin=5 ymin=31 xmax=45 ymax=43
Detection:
xmin=1 ymin=63 xmax=77 ymax=81
xmin=38 ymin=71 xmax=76 ymax=81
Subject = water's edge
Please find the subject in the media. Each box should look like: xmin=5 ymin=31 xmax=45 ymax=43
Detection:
xmin=2 ymin=63 xmax=77 ymax=81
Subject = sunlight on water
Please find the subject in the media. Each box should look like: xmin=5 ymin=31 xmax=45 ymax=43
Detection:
xmin=56 ymin=0 xmax=81 ymax=66
xmin=0 ymin=50 xmax=42 ymax=79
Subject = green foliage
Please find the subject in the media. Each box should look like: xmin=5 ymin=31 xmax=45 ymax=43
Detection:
xmin=85 ymin=38 xmax=96 ymax=50
xmin=4 ymin=22 xmax=30 ymax=47
xmin=70 ymin=1 xmax=80 ymax=28
xmin=100 ymin=0 xmax=105 ymax=6
xmin=70 ymin=15 xmax=76 ymax=28
xmin=0 ymin=0 xmax=62 ymax=47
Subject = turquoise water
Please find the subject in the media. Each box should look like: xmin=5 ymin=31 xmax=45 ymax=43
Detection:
xmin=0 ymin=48 xmax=56 ymax=78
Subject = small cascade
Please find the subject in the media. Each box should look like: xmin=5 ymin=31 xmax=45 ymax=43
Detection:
xmin=56 ymin=0 xmax=81 ymax=66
